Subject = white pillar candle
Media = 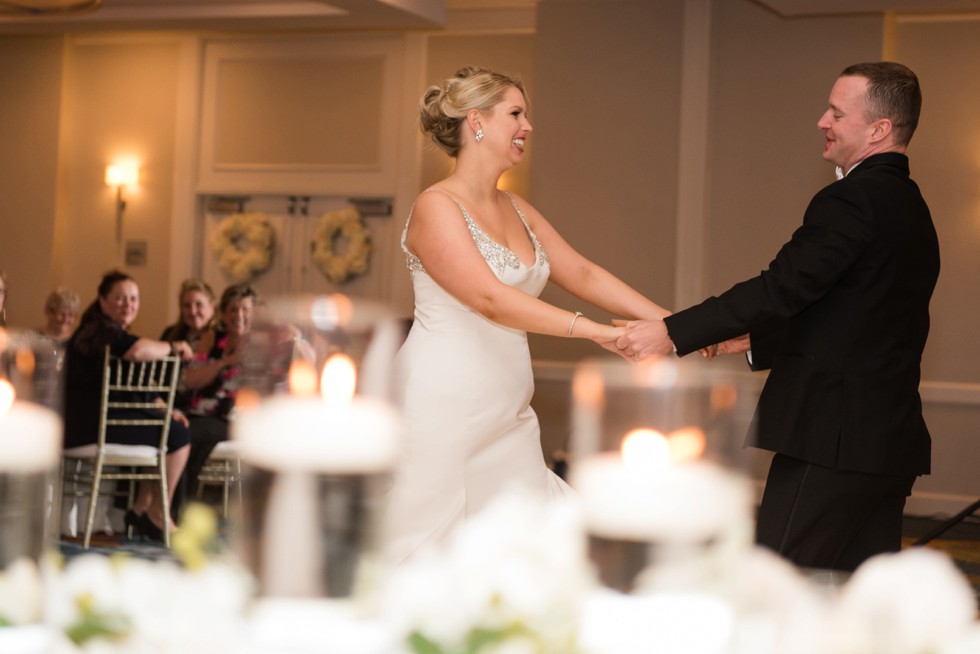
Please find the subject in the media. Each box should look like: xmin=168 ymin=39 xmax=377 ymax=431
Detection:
xmin=232 ymin=393 xmax=399 ymax=598
xmin=572 ymin=454 xmax=750 ymax=542
xmin=0 ymin=397 xmax=62 ymax=472
xmin=232 ymin=395 xmax=399 ymax=473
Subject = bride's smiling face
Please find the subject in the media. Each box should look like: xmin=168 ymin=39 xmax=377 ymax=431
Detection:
xmin=479 ymin=85 xmax=532 ymax=164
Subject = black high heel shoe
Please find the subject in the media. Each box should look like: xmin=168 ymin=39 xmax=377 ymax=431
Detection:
xmin=136 ymin=512 xmax=165 ymax=542
xmin=123 ymin=509 xmax=142 ymax=536
xmin=124 ymin=509 xmax=164 ymax=542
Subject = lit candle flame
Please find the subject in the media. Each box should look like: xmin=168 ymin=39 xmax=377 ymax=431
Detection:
xmin=620 ymin=428 xmax=670 ymax=473
xmin=320 ymin=353 xmax=356 ymax=404
xmin=0 ymin=379 xmax=15 ymax=414
xmin=667 ymin=426 xmax=706 ymax=463
xmin=234 ymin=387 xmax=261 ymax=412
xmin=288 ymin=360 xmax=319 ymax=397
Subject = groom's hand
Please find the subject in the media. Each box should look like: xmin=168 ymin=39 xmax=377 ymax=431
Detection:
xmin=615 ymin=319 xmax=674 ymax=361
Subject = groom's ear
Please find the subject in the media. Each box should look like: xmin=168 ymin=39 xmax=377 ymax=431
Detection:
xmin=869 ymin=117 xmax=893 ymax=143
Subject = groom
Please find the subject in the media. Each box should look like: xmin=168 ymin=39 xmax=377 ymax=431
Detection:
xmin=617 ymin=62 xmax=939 ymax=572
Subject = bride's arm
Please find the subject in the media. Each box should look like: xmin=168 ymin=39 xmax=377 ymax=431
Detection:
xmin=406 ymin=191 xmax=623 ymax=347
xmin=512 ymin=195 xmax=670 ymax=321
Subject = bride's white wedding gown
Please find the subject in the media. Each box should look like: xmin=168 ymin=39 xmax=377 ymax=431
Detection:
xmin=385 ymin=190 xmax=572 ymax=565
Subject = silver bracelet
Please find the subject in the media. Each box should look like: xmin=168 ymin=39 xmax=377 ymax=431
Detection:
xmin=567 ymin=311 xmax=583 ymax=336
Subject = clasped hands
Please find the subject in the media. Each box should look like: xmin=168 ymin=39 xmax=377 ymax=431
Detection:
xmin=612 ymin=318 xmax=750 ymax=362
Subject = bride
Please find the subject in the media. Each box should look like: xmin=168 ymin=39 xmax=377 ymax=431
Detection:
xmin=385 ymin=66 xmax=670 ymax=565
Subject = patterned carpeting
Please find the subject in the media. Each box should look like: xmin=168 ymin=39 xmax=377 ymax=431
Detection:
xmin=59 ymin=512 xmax=980 ymax=602
xmin=902 ymin=514 xmax=980 ymax=604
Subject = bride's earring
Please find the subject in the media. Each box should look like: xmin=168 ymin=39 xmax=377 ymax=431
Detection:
xmin=475 ymin=127 xmax=485 ymax=142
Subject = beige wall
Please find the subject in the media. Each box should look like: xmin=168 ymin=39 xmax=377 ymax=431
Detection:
xmin=892 ymin=17 xmax=980 ymax=511
xmin=529 ymin=0 xmax=684 ymax=361
xmin=0 ymin=0 xmax=978 ymax=513
xmin=0 ymin=36 xmax=64 ymax=329
xmin=56 ymin=36 xmax=182 ymax=335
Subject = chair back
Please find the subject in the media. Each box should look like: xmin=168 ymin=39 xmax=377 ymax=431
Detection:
xmin=98 ymin=347 xmax=181 ymax=451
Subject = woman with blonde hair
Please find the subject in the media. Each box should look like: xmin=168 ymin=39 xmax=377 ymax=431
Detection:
xmin=39 ymin=287 xmax=81 ymax=343
xmin=159 ymin=278 xmax=217 ymax=349
xmin=385 ymin=67 xmax=670 ymax=564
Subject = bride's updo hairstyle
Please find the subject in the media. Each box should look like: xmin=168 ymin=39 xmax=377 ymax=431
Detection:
xmin=419 ymin=66 xmax=528 ymax=158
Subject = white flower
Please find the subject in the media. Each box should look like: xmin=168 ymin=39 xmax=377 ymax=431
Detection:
xmin=726 ymin=547 xmax=835 ymax=654
xmin=384 ymin=490 xmax=590 ymax=653
xmin=43 ymin=553 xmax=252 ymax=653
xmin=939 ymin=623 xmax=980 ymax=654
xmin=210 ymin=213 xmax=275 ymax=282
xmin=0 ymin=557 xmax=43 ymax=625
xmin=831 ymin=547 xmax=978 ymax=654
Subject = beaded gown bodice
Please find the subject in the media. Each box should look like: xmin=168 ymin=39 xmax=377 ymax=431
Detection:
xmin=401 ymin=189 xmax=549 ymax=285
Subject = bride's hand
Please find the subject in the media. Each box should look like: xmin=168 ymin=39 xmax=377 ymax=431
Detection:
xmin=592 ymin=324 xmax=628 ymax=359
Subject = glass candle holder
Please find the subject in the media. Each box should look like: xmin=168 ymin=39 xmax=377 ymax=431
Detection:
xmin=570 ymin=357 xmax=755 ymax=595
xmin=232 ymin=294 xmax=403 ymax=603
xmin=0 ymin=329 xmax=63 ymax=629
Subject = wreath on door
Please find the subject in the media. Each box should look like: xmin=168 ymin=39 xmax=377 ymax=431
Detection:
xmin=210 ymin=213 xmax=275 ymax=282
xmin=310 ymin=206 xmax=372 ymax=284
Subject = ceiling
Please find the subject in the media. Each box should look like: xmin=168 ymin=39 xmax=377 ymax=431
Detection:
xmin=0 ymin=0 xmax=447 ymax=33
xmin=2 ymin=0 xmax=980 ymax=34
xmin=754 ymin=0 xmax=980 ymax=16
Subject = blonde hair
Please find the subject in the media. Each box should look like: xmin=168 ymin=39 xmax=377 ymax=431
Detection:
xmin=45 ymin=287 xmax=81 ymax=314
xmin=419 ymin=66 xmax=528 ymax=158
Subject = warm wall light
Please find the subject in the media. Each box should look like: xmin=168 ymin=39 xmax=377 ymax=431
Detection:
xmin=105 ymin=163 xmax=139 ymax=188
xmin=105 ymin=162 xmax=140 ymax=246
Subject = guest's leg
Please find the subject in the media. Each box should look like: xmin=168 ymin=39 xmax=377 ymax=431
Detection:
xmin=186 ymin=416 xmax=229 ymax=498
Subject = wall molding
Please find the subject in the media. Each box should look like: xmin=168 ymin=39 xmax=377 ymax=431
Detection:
xmin=532 ymin=359 xmax=980 ymax=407
xmin=197 ymin=35 xmax=404 ymax=196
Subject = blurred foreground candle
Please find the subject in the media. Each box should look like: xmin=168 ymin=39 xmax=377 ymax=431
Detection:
xmin=232 ymin=295 xmax=402 ymax=605
xmin=570 ymin=357 xmax=753 ymax=593
xmin=0 ymin=331 xmax=63 ymax=629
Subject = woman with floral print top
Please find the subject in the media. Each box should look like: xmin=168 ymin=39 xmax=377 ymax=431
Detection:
xmin=181 ymin=283 xmax=257 ymax=498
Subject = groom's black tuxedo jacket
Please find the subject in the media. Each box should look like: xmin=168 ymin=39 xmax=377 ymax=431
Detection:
xmin=664 ymin=152 xmax=939 ymax=476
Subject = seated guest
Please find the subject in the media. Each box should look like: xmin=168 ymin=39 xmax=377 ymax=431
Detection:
xmin=29 ymin=286 xmax=81 ymax=374
xmin=160 ymin=279 xmax=217 ymax=414
xmin=64 ymin=270 xmax=194 ymax=539
xmin=159 ymin=278 xmax=216 ymax=349
xmin=38 ymin=287 xmax=81 ymax=344
xmin=0 ymin=270 xmax=8 ymax=327
xmin=182 ymin=283 xmax=257 ymax=497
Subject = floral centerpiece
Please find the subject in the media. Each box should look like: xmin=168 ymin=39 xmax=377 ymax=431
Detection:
xmin=41 ymin=505 xmax=253 ymax=653
xmin=383 ymin=491 xmax=592 ymax=654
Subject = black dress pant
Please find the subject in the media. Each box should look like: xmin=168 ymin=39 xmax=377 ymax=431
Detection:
xmin=756 ymin=453 xmax=916 ymax=572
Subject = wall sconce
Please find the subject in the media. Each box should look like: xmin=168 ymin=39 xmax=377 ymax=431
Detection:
xmin=105 ymin=162 xmax=140 ymax=246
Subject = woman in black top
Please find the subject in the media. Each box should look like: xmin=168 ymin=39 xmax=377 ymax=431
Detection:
xmin=64 ymin=270 xmax=194 ymax=537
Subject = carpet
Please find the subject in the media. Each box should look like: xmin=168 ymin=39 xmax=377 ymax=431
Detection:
xmin=902 ymin=514 xmax=980 ymax=604
xmin=59 ymin=513 xmax=980 ymax=603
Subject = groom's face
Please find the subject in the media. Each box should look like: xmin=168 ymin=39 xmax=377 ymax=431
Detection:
xmin=817 ymin=75 xmax=874 ymax=171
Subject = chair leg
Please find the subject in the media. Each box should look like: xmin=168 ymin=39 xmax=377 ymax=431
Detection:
xmin=82 ymin=459 xmax=105 ymax=550
xmin=221 ymin=461 xmax=231 ymax=519
xmin=159 ymin=462 xmax=171 ymax=549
